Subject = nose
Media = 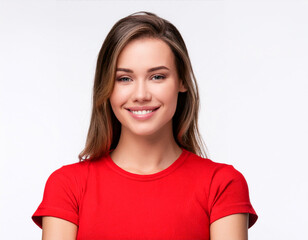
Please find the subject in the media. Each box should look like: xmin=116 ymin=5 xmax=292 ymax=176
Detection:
xmin=132 ymin=80 xmax=152 ymax=102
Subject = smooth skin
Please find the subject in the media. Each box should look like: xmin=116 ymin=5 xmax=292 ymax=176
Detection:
xmin=210 ymin=213 xmax=249 ymax=240
xmin=41 ymin=38 xmax=249 ymax=239
xmin=109 ymin=37 xmax=186 ymax=173
xmin=42 ymin=217 xmax=77 ymax=240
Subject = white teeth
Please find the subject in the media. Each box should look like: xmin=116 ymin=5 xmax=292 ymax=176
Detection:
xmin=131 ymin=110 xmax=153 ymax=115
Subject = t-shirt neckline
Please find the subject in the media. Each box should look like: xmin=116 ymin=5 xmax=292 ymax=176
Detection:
xmin=105 ymin=148 xmax=188 ymax=181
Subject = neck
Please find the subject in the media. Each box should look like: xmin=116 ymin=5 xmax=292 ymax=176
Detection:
xmin=110 ymin=125 xmax=182 ymax=173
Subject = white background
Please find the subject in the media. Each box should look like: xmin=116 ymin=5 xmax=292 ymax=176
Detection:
xmin=1 ymin=0 xmax=307 ymax=239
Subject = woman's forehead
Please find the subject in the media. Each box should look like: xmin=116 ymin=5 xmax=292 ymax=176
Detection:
xmin=116 ymin=38 xmax=176 ymax=71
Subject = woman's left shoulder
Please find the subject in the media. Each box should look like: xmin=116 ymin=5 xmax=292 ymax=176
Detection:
xmin=184 ymin=151 xmax=258 ymax=228
xmin=184 ymin=149 xmax=247 ymax=181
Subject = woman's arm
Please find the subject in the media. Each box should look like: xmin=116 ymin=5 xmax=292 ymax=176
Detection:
xmin=42 ymin=216 xmax=78 ymax=240
xmin=210 ymin=213 xmax=249 ymax=240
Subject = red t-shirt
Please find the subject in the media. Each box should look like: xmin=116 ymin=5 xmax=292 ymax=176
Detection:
xmin=32 ymin=149 xmax=257 ymax=239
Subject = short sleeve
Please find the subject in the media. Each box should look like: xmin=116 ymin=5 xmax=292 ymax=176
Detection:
xmin=208 ymin=165 xmax=258 ymax=228
xmin=32 ymin=165 xmax=82 ymax=228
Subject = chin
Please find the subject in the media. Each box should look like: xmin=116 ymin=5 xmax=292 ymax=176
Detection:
xmin=122 ymin=124 xmax=165 ymax=138
xmin=131 ymin=128 xmax=160 ymax=137
xmin=121 ymin=119 xmax=173 ymax=138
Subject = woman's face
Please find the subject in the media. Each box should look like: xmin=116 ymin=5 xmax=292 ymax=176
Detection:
xmin=110 ymin=37 xmax=186 ymax=137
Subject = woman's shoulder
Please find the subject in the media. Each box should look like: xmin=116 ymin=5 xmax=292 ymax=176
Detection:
xmin=184 ymin=150 xmax=258 ymax=226
xmin=32 ymin=160 xmax=96 ymax=228
xmin=45 ymin=159 xmax=95 ymax=186
xmin=51 ymin=159 xmax=91 ymax=175
xmin=46 ymin=155 xmax=112 ymax=184
xmin=184 ymin=149 xmax=246 ymax=180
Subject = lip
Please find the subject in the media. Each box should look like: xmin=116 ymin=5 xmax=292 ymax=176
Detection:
xmin=125 ymin=106 xmax=160 ymax=111
xmin=125 ymin=106 xmax=160 ymax=120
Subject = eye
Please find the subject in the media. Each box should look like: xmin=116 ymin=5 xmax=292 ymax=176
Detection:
xmin=117 ymin=77 xmax=132 ymax=82
xmin=151 ymin=75 xmax=165 ymax=80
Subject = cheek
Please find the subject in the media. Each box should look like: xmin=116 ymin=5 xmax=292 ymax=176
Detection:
xmin=110 ymin=86 xmax=129 ymax=109
xmin=153 ymin=82 xmax=179 ymax=109
xmin=109 ymin=90 xmax=123 ymax=121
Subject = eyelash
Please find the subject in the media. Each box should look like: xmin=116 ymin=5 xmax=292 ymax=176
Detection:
xmin=117 ymin=77 xmax=131 ymax=82
xmin=116 ymin=75 xmax=166 ymax=82
xmin=152 ymin=75 xmax=165 ymax=80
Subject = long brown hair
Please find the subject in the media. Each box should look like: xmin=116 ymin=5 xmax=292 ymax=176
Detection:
xmin=79 ymin=11 xmax=208 ymax=161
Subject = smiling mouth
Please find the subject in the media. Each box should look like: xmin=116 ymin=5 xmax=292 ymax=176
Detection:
xmin=126 ymin=107 xmax=160 ymax=115
xmin=131 ymin=110 xmax=154 ymax=115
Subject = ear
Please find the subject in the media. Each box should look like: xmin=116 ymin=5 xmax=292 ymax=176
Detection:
xmin=179 ymin=79 xmax=188 ymax=93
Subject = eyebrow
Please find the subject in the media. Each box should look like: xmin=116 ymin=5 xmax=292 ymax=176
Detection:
xmin=116 ymin=66 xmax=170 ymax=73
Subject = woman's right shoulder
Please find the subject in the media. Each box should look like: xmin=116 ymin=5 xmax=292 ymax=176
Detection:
xmin=47 ymin=159 xmax=92 ymax=184
xmin=57 ymin=159 xmax=91 ymax=172
xmin=33 ymin=160 xmax=94 ymax=228
xmin=53 ymin=159 xmax=90 ymax=172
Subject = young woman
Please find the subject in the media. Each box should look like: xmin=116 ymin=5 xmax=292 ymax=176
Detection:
xmin=32 ymin=11 xmax=257 ymax=240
